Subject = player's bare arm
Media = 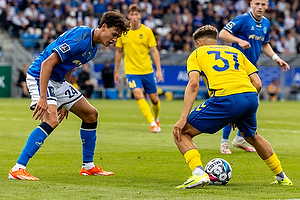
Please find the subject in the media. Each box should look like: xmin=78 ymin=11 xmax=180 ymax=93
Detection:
xmin=219 ymin=29 xmax=251 ymax=49
xmin=249 ymin=73 xmax=262 ymax=93
xmin=114 ymin=47 xmax=124 ymax=85
xmin=32 ymin=53 xmax=60 ymax=120
xmin=262 ymin=43 xmax=290 ymax=71
xmin=173 ymin=71 xmax=200 ymax=142
xmin=150 ymin=46 xmax=163 ymax=82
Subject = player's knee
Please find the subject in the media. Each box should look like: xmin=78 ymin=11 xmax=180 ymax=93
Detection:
xmin=45 ymin=119 xmax=59 ymax=129
xmin=84 ymin=107 xmax=98 ymax=123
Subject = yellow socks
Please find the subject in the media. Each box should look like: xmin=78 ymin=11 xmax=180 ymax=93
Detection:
xmin=264 ymin=153 xmax=283 ymax=175
xmin=151 ymin=101 xmax=161 ymax=120
xmin=137 ymin=98 xmax=155 ymax=124
xmin=184 ymin=149 xmax=202 ymax=172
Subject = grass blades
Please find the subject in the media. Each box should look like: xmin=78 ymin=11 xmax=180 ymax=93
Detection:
xmin=0 ymin=98 xmax=299 ymax=199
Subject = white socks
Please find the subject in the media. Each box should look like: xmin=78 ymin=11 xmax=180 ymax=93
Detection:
xmin=82 ymin=162 xmax=95 ymax=170
xmin=12 ymin=163 xmax=26 ymax=171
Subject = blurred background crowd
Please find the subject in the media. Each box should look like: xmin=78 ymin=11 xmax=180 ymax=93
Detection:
xmin=0 ymin=0 xmax=299 ymax=55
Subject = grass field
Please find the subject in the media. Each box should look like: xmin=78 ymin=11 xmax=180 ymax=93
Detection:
xmin=0 ymin=98 xmax=299 ymax=200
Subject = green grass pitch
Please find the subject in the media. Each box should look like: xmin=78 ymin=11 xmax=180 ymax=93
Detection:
xmin=0 ymin=98 xmax=299 ymax=199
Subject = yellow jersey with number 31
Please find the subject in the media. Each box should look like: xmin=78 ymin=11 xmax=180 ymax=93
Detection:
xmin=116 ymin=24 xmax=157 ymax=75
xmin=187 ymin=45 xmax=258 ymax=97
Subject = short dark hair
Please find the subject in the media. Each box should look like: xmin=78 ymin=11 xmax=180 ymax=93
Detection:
xmin=193 ymin=25 xmax=218 ymax=41
xmin=98 ymin=11 xmax=130 ymax=35
xmin=128 ymin=4 xmax=141 ymax=13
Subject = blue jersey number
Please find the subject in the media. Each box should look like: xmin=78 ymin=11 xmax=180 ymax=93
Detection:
xmin=207 ymin=51 xmax=240 ymax=71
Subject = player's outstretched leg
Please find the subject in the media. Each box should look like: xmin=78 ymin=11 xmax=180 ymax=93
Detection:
xmin=220 ymin=125 xmax=232 ymax=154
xmin=245 ymin=132 xmax=292 ymax=185
xmin=8 ymin=122 xmax=54 ymax=180
xmin=232 ymin=130 xmax=256 ymax=152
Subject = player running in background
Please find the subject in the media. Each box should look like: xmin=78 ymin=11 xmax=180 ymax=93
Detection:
xmin=114 ymin=4 xmax=163 ymax=133
xmin=173 ymin=25 xmax=292 ymax=189
xmin=8 ymin=11 xmax=130 ymax=180
xmin=218 ymin=0 xmax=290 ymax=154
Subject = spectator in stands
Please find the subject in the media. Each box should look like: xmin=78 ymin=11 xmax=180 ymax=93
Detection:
xmin=161 ymin=32 xmax=174 ymax=52
xmin=285 ymin=29 xmax=297 ymax=54
xmin=36 ymin=13 xmax=47 ymax=30
xmin=16 ymin=64 xmax=28 ymax=98
xmin=162 ymin=6 xmax=176 ymax=26
xmin=76 ymin=4 xmax=86 ymax=24
xmin=94 ymin=0 xmax=107 ymax=18
xmin=11 ymin=10 xmax=29 ymax=37
xmin=102 ymin=61 xmax=114 ymax=89
xmin=139 ymin=0 xmax=152 ymax=17
xmin=65 ymin=10 xmax=77 ymax=29
xmin=78 ymin=64 xmax=94 ymax=98
xmin=268 ymin=78 xmax=282 ymax=101
xmin=24 ymin=2 xmax=39 ymax=27
xmin=144 ymin=14 xmax=156 ymax=29
xmin=152 ymin=0 xmax=163 ymax=19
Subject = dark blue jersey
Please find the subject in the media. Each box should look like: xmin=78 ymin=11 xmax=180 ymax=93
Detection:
xmin=27 ymin=26 xmax=98 ymax=82
xmin=223 ymin=12 xmax=270 ymax=65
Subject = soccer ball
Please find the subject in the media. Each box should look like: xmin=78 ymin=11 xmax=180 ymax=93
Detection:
xmin=204 ymin=158 xmax=232 ymax=185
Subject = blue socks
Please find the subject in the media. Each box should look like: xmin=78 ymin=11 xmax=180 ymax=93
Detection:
xmin=17 ymin=122 xmax=53 ymax=166
xmin=80 ymin=122 xmax=97 ymax=163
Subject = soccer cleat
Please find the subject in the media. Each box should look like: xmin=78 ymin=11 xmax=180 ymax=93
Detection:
xmin=8 ymin=168 xmax=39 ymax=180
xmin=176 ymin=173 xmax=210 ymax=189
xmin=220 ymin=142 xmax=232 ymax=154
xmin=232 ymin=138 xmax=256 ymax=152
xmin=80 ymin=165 xmax=114 ymax=176
xmin=150 ymin=125 xmax=161 ymax=133
xmin=271 ymin=177 xmax=293 ymax=186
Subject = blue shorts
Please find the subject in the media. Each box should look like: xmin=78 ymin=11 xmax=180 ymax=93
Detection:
xmin=126 ymin=73 xmax=157 ymax=94
xmin=187 ymin=92 xmax=259 ymax=137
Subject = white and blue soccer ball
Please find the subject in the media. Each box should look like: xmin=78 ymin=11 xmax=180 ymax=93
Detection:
xmin=204 ymin=158 xmax=232 ymax=185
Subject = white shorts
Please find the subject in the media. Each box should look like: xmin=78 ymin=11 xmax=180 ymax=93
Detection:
xmin=27 ymin=74 xmax=83 ymax=111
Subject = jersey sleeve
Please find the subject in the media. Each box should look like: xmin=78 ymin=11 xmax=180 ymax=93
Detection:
xmin=263 ymin=20 xmax=271 ymax=43
xmin=241 ymin=53 xmax=259 ymax=75
xmin=223 ymin=14 xmax=244 ymax=34
xmin=147 ymin=27 xmax=157 ymax=48
xmin=53 ymin=39 xmax=83 ymax=62
xmin=187 ymin=49 xmax=201 ymax=74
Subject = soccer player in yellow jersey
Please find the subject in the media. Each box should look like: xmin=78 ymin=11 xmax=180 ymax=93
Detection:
xmin=173 ymin=25 xmax=292 ymax=189
xmin=114 ymin=4 xmax=163 ymax=133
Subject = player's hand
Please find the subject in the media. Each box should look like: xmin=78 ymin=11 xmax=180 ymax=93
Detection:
xmin=32 ymin=98 xmax=50 ymax=120
xmin=276 ymin=58 xmax=290 ymax=71
xmin=238 ymin=40 xmax=251 ymax=49
xmin=156 ymin=70 xmax=163 ymax=83
xmin=58 ymin=108 xmax=68 ymax=123
xmin=173 ymin=118 xmax=187 ymax=142
xmin=114 ymin=72 xmax=119 ymax=85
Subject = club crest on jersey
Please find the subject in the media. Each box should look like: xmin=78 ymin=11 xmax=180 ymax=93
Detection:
xmin=251 ymin=26 xmax=255 ymax=31
xmin=263 ymin=27 xmax=267 ymax=34
xmin=59 ymin=43 xmax=70 ymax=53
xmin=139 ymin=34 xmax=143 ymax=39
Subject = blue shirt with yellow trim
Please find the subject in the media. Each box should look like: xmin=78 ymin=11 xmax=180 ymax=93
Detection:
xmin=223 ymin=12 xmax=270 ymax=65
xmin=27 ymin=26 xmax=98 ymax=82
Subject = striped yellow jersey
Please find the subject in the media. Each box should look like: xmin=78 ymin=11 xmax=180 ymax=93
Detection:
xmin=187 ymin=45 xmax=258 ymax=97
xmin=116 ymin=24 xmax=157 ymax=75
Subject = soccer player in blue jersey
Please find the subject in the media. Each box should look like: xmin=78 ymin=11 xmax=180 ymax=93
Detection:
xmin=8 ymin=11 xmax=130 ymax=180
xmin=173 ymin=25 xmax=292 ymax=189
xmin=218 ymin=0 xmax=290 ymax=154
